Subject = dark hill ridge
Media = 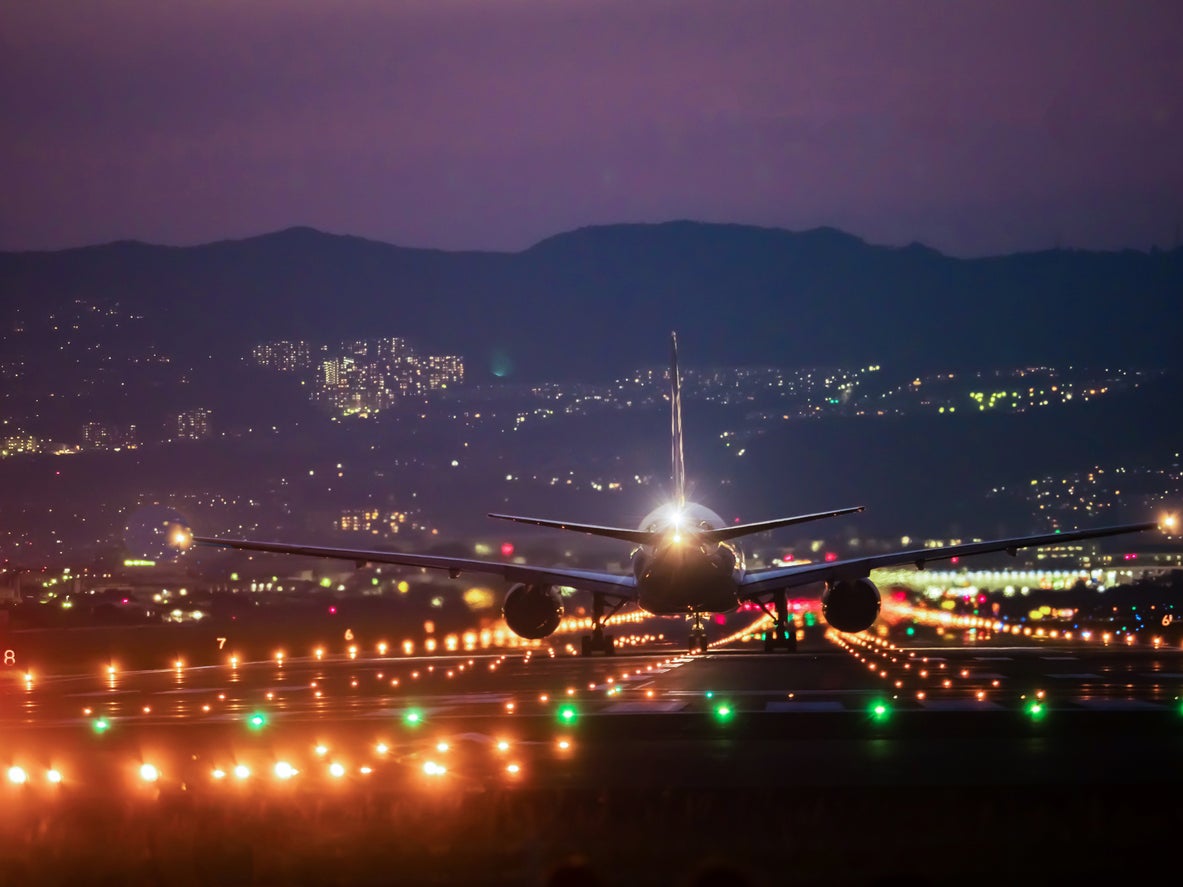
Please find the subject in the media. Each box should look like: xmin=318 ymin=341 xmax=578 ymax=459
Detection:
xmin=1 ymin=222 xmax=1179 ymax=380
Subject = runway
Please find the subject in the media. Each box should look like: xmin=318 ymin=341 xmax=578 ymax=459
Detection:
xmin=5 ymin=617 xmax=1183 ymax=885
xmin=6 ymin=617 xmax=1183 ymax=790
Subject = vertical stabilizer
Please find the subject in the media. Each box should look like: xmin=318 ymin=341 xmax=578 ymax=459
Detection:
xmin=670 ymin=331 xmax=686 ymax=508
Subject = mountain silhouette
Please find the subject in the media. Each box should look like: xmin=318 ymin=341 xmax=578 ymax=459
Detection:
xmin=1 ymin=221 xmax=1179 ymax=381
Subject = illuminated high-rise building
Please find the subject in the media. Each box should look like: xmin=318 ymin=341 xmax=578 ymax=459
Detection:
xmin=264 ymin=336 xmax=467 ymax=418
xmin=253 ymin=340 xmax=313 ymax=373
xmin=0 ymin=433 xmax=40 ymax=458
xmin=173 ymin=408 xmax=212 ymax=441
xmin=423 ymin=355 xmax=464 ymax=390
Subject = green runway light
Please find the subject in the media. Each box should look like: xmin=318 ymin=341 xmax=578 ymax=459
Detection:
xmin=905 ymin=626 xmax=916 ymax=636
xmin=404 ymin=708 xmax=423 ymax=726
xmin=557 ymin=705 xmax=578 ymax=725
xmin=869 ymin=700 xmax=891 ymax=722
xmin=1025 ymin=700 xmax=1047 ymax=720
xmin=246 ymin=711 xmax=268 ymax=730
xmin=92 ymin=717 xmax=110 ymax=734
xmin=713 ymin=703 xmax=734 ymax=722
xmin=704 ymin=691 xmax=714 ymax=699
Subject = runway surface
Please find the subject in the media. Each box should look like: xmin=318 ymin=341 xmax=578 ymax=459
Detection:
xmin=5 ymin=617 xmax=1183 ymax=885
xmin=6 ymin=618 xmax=1183 ymax=788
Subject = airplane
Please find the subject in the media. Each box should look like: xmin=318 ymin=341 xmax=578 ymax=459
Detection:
xmin=193 ymin=333 xmax=1161 ymax=655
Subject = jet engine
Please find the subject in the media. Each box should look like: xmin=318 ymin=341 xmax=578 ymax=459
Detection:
xmin=502 ymin=583 xmax=564 ymax=639
xmin=822 ymin=577 xmax=882 ymax=633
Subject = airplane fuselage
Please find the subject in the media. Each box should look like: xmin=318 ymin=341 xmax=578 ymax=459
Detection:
xmin=630 ymin=501 xmax=744 ymax=615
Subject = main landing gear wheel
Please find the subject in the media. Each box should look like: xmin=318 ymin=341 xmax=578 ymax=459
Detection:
xmin=763 ymin=624 xmax=797 ymax=653
xmin=579 ymin=592 xmax=623 ymax=656
xmin=581 ymin=630 xmax=615 ymax=656
xmin=758 ymin=589 xmax=799 ymax=653
xmin=688 ymin=612 xmax=709 ymax=653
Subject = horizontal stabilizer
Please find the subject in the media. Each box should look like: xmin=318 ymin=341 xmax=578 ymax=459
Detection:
xmin=487 ymin=513 xmax=658 ymax=546
xmin=699 ymin=506 xmax=865 ymax=543
xmin=488 ymin=505 xmax=864 ymax=546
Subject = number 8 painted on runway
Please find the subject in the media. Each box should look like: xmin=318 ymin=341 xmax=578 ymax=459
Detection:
xmin=3 ymin=650 xmax=14 ymax=666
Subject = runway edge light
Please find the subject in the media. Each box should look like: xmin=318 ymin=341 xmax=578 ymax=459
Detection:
xmin=868 ymin=699 xmax=891 ymax=722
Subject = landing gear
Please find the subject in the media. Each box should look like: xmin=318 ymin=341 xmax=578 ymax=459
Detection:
xmin=758 ymin=589 xmax=798 ymax=653
xmin=580 ymin=592 xmax=623 ymax=656
xmin=688 ymin=611 xmax=709 ymax=653
xmin=581 ymin=629 xmax=615 ymax=656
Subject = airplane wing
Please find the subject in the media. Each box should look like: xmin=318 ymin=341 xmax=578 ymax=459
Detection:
xmin=191 ymin=536 xmax=638 ymax=599
xmin=738 ymin=520 xmax=1160 ymax=598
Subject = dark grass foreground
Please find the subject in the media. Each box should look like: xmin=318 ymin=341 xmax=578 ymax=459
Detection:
xmin=0 ymin=784 xmax=1176 ymax=887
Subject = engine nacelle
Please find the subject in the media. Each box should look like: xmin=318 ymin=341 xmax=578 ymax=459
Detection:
xmin=502 ymin=583 xmax=564 ymax=639
xmin=822 ymin=577 xmax=882 ymax=633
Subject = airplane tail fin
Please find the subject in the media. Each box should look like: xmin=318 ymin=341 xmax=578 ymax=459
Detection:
xmin=670 ymin=331 xmax=686 ymax=508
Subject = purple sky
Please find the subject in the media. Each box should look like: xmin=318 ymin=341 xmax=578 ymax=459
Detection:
xmin=3 ymin=0 xmax=1181 ymax=255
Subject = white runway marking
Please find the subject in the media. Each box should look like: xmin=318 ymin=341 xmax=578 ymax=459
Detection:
xmin=1072 ymin=699 xmax=1165 ymax=710
xmin=602 ymin=701 xmax=686 ymax=713
xmin=763 ymin=701 xmax=846 ymax=712
xmin=919 ymin=699 xmax=1005 ymax=711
